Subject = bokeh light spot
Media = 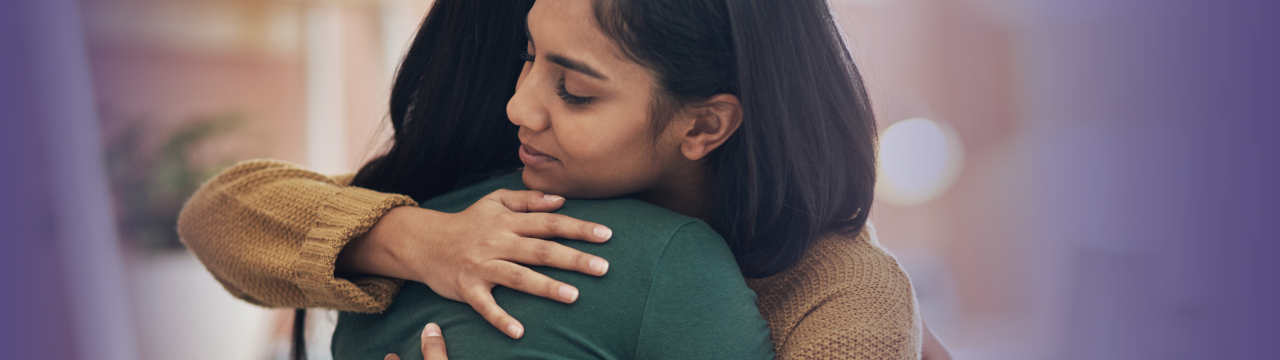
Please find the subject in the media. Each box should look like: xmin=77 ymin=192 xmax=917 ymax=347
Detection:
xmin=877 ymin=117 xmax=963 ymax=206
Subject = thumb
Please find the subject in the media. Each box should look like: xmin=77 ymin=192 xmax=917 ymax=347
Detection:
xmin=421 ymin=323 xmax=448 ymax=360
xmin=384 ymin=354 xmax=401 ymax=360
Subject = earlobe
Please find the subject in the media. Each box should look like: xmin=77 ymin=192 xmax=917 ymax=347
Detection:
xmin=680 ymin=94 xmax=742 ymax=161
xmin=680 ymin=134 xmax=709 ymax=161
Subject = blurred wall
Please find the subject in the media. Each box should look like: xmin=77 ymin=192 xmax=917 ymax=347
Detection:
xmin=80 ymin=0 xmax=433 ymax=359
xmin=832 ymin=0 xmax=1029 ymax=354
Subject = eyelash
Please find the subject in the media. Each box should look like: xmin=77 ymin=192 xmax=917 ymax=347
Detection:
xmin=556 ymin=79 xmax=593 ymax=105
xmin=519 ymin=50 xmax=594 ymax=106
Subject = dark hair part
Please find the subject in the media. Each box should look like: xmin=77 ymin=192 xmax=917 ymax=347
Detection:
xmin=594 ymin=0 xmax=878 ymax=278
xmin=291 ymin=1 xmax=535 ymax=359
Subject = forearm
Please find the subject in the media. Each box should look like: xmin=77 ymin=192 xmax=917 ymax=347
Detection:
xmin=336 ymin=206 xmax=447 ymax=282
xmin=177 ymin=159 xmax=416 ymax=312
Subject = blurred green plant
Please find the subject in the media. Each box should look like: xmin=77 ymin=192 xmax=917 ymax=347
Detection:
xmin=105 ymin=114 xmax=243 ymax=252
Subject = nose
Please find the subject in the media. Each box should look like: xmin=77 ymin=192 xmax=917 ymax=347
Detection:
xmin=507 ymin=64 xmax=551 ymax=132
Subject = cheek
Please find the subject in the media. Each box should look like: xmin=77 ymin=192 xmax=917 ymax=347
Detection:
xmin=561 ymin=114 xmax=650 ymax=167
xmin=553 ymin=109 xmax=663 ymax=194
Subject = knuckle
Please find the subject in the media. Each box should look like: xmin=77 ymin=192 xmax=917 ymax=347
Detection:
xmin=545 ymin=277 xmax=563 ymax=295
xmin=467 ymin=293 xmax=496 ymax=314
xmin=543 ymin=214 xmax=563 ymax=231
xmin=505 ymin=266 xmax=526 ymax=287
xmin=533 ymin=242 xmax=554 ymax=263
xmin=423 ymin=337 xmax=445 ymax=350
xmin=476 ymin=300 xmax=499 ymax=317
xmin=456 ymin=287 xmax=476 ymax=303
xmin=494 ymin=212 xmax=512 ymax=225
xmin=480 ymin=238 xmax=497 ymax=251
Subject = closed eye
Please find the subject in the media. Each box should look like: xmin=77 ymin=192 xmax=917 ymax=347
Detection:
xmin=556 ymin=79 xmax=593 ymax=106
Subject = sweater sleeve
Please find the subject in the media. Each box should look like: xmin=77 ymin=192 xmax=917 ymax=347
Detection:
xmin=778 ymin=289 xmax=922 ymax=360
xmin=749 ymin=224 xmax=923 ymax=359
xmin=176 ymin=159 xmax=417 ymax=313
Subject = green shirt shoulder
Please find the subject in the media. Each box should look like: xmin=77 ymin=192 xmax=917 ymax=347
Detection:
xmin=332 ymin=173 xmax=773 ymax=359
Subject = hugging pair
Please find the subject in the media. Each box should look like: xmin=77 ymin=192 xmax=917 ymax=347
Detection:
xmin=180 ymin=0 xmax=944 ymax=358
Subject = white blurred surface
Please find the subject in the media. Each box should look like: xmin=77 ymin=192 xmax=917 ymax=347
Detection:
xmin=128 ymin=252 xmax=272 ymax=360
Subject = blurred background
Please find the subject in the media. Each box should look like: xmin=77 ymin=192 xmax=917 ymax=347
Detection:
xmin=2 ymin=0 xmax=1276 ymax=359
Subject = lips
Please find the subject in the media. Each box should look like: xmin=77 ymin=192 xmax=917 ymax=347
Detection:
xmin=518 ymin=144 xmax=559 ymax=166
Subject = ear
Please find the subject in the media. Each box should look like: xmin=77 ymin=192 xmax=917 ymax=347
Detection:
xmin=677 ymin=94 xmax=742 ymax=161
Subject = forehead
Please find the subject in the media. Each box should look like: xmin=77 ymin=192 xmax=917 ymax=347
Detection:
xmin=528 ymin=0 xmax=637 ymax=75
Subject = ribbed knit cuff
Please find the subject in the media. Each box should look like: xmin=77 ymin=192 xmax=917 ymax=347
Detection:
xmin=295 ymin=185 xmax=417 ymax=313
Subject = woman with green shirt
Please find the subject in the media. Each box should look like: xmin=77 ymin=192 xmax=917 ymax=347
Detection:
xmin=334 ymin=0 xmax=792 ymax=356
xmin=179 ymin=0 xmax=946 ymax=358
xmin=335 ymin=174 xmax=773 ymax=359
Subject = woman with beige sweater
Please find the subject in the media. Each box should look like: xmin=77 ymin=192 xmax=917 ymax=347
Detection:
xmin=179 ymin=0 xmax=949 ymax=358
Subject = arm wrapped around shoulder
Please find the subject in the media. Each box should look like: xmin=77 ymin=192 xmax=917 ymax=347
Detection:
xmin=177 ymin=159 xmax=417 ymax=312
xmin=780 ymin=290 xmax=922 ymax=359
xmin=749 ymin=225 xmax=923 ymax=359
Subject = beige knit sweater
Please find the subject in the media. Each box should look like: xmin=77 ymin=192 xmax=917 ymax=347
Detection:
xmin=177 ymin=159 xmax=922 ymax=359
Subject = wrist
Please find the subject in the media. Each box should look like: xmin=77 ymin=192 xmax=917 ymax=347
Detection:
xmin=336 ymin=206 xmax=427 ymax=280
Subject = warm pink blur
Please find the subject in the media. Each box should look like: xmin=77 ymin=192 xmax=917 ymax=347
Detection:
xmin=89 ymin=0 xmax=1031 ymax=359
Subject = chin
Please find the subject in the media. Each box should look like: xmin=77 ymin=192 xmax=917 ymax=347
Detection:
xmin=521 ymin=168 xmax=630 ymax=199
xmin=521 ymin=167 xmax=568 ymax=195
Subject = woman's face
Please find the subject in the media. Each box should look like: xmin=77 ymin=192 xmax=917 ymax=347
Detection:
xmin=508 ymin=0 xmax=687 ymax=199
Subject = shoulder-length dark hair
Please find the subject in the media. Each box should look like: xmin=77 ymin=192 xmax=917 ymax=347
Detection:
xmin=355 ymin=0 xmax=877 ymax=280
xmin=594 ymin=0 xmax=878 ymax=278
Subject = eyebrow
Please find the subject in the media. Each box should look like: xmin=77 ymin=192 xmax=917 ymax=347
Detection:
xmin=547 ymin=54 xmax=608 ymax=80
xmin=524 ymin=17 xmax=609 ymax=81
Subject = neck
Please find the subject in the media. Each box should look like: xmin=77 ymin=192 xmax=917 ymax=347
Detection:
xmin=635 ymin=160 xmax=712 ymax=221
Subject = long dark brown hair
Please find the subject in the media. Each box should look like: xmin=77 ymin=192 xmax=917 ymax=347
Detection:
xmin=293 ymin=1 xmax=534 ymax=359
xmin=592 ymin=0 xmax=878 ymax=278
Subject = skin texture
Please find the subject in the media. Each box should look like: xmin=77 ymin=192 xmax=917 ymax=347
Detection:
xmin=336 ymin=189 xmax=613 ymax=339
xmin=510 ymin=0 xmax=741 ymax=220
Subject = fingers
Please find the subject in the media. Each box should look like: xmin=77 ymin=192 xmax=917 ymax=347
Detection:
xmin=511 ymin=212 xmax=612 ymax=243
xmin=507 ymin=238 xmax=609 ymax=277
xmin=461 ymin=285 xmax=525 ymax=339
xmin=486 ymin=189 xmax=566 ymax=213
xmin=481 ymin=259 xmax=583 ymax=304
xmin=421 ymin=323 xmax=448 ymax=360
xmin=385 ymin=354 xmax=401 ymax=360
xmin=482 ymin=189 xmax=613 ymax=243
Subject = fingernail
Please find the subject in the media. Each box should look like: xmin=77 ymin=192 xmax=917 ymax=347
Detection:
xmin=424 ymin=323 xmax=442 ymax=337
xmin=508 ymin=324 xmax=524 ymax=338
xmin=593 ymin=226 xmax=612 ymax=240
xmin=559 ymin=285 xmax=579 ymax=302
xmin=589 ymin=257 xmax=609 ymax=275
xmin=543 ymin=194 xmax=564 ymax=202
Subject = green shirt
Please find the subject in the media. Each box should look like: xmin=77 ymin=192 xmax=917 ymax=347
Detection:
xmin=332 ymin=173 xmax=774 ymax=359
